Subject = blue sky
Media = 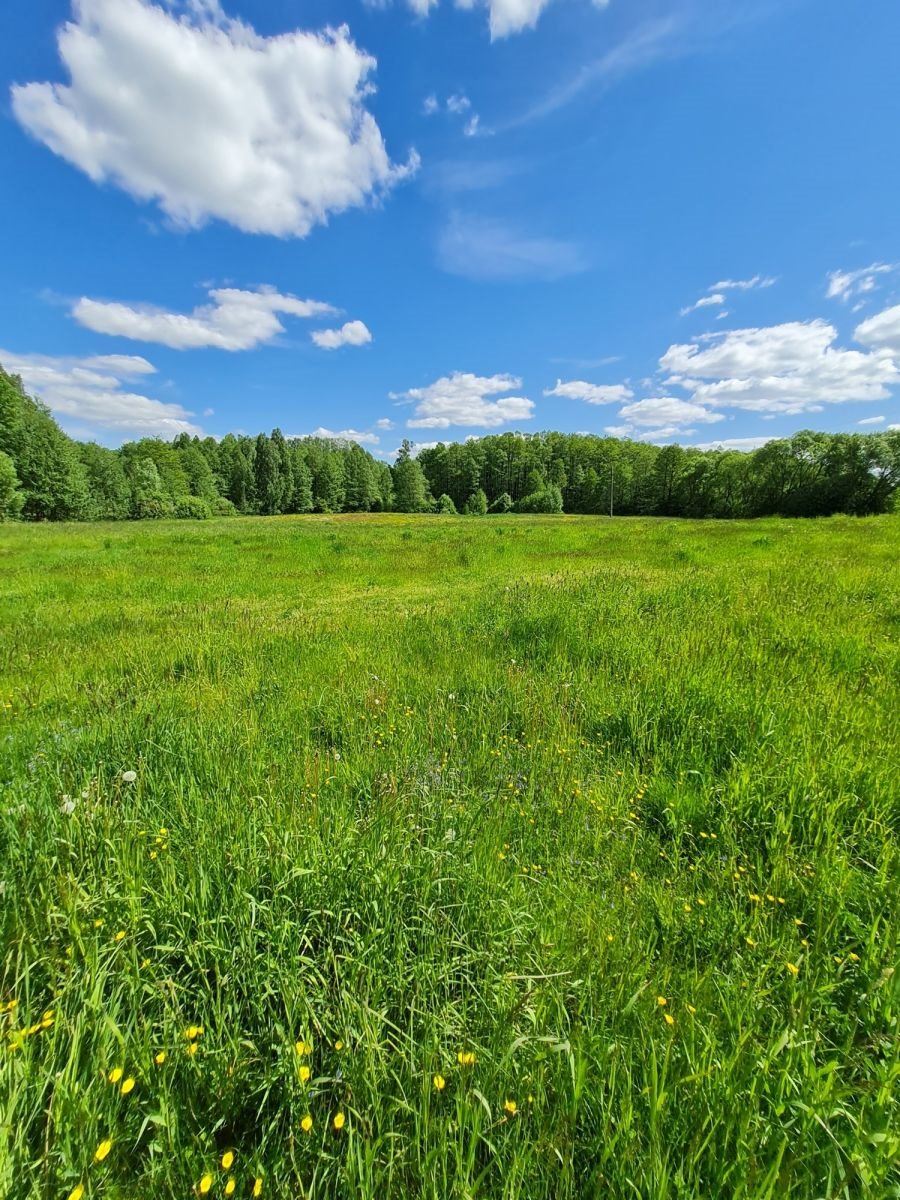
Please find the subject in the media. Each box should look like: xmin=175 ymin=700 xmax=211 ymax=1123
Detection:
xmin=1 ymin=0 xmax=899 ymax=456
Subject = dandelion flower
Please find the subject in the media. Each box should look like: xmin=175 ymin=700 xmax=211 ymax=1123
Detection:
xmin=504 ymin=1099 xmax=517 ymax=1115
xmin=301 ymin=1114 xmax=313 ymax=1133
xmin=68 ymin=1186 xmax=85 ymax=1200
xmin=120 ymin=1077 xmax=135 ymax=1096
xmin=108 ymin=1067 xmax=123 ymax=1084
xmin=114 ymin=930 xmax=126 ymax=942
xmin=333 ymin=1112 xmax=346 ymax=1131
xmin=433 ymin=1074 xmax=446 ymax=1091
xmin=154 ymin=1051 xmax=166 ymax=1065
xmin=94 ymin=1138 xmax=112 ymax=1163
xmin=299 ymin=1065 xmax=311 ymax=1083
xmin=225 ymin=1180 xmax=236 ymax=1197
xmin=457 ymin=1051 xmax=476 ymax=1067
xmin=198 ymin=1173 xmax=213 ymax=1194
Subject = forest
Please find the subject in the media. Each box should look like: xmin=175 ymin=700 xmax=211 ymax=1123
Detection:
xmin=2 ymin=364 xmax=899 ymax=522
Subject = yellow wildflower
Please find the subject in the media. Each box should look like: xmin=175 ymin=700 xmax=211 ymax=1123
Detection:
xmin=664 ymin=1012 xmax=675 ymax=1027
xmin=786 ymin=961 xmax=800 ymax=977
xmin=199 ymin=1173 xmax=213 ymax=1194
xmin=333 ymin=1112 xmax=346 ymax=1131
xmin=94 ymin=919 xmax=104 ymax=928
xmin=225 ymin=1180 xmax=236 ymax=1197
xmin=186 ymin=1042 xmax=198 ymax=1057
xmin=120 ymin=1077 xmax=135 ymax=1096
xmin=108 ymin=1067 xmax=123 ymax=1084
xmin=687 ymin=1005 xmax=697 ymax=1015
xmin=114 ymin=931 xmax=126 ymax=942
xmin=185 ymin=1025 xmax=204 ymax=1040
xmin=457 ymin=1051 xmax=476 ymax=1066
xmin=253 ymin=1180 xmax=263 ymax=1198
xmin=94 ymin=1139 xmax=112 ymax=1163
xmin=221 ymin=1151 xmax=234 ymax=1170
xmin=334 ymin=1040 xmax=344 ymax=1051
xmin=154 ymin=1051 xmax=166 ymax=1065
xmin=504 ymin=1099 xmax=517 ymax=1115
xmin=295 ymin=1040 xmax=311 ymax=1056
xmin=656 ymin=996 xmax=667 ymax=1007
xmin=68 ymin=1186 xmax=85 ymax=1200
xmin=301 ymin=1114 xmax=313 ymax=1133
xmin=433 ymin=1074 xmax=446 ymax=1091
xmin=299 ymin=1065 xmax=311 ymax=1083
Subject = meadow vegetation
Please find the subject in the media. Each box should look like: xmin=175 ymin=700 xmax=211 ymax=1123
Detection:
xmin=1 ymin=514 xmax=899 ymax=1199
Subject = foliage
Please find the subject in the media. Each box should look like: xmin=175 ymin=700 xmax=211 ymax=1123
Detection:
xmin=174 ymin=495 xmax=213 ymax=520
xmin=0 ymin=449 xmax=24 ymax=520
xmin=2 ymin=364 xmax=900 ymax=524
xmin=0 ymin=514 xmax=898 ymax=1199
xmin=435 ymin=492 xmax=458 ymax=514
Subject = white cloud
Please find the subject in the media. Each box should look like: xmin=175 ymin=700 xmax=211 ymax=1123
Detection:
xmin=394 ymin=371 xmax=535 ymax=428
xmin=680 ymin=293 xmax=725 ymax=317
xmin=73 ymin=286 xmax=338 ymax=350
xmin=826 ymin=263 xmax=896 ymax=303
xmin=375 ymin=417 xmax=395 ymax=430
xmin=422 ymin=93 xmax=440 ymax=115
xmin=889 ymin=424 xmax=900 ymax=431
xmin=446 ymin=93 xmax=471 ymax=114
xmin=304 ymin=427 xmax=380 ymax=445
xmin=709 ymin=275 xmax=777 ymax=292
xmin=0 ymin=348 xmax=202 ymax=439
xmin=544 ymin=379 xmax=633 ymax=405
xmin=615 ymin=396 xmax=725 ymax=432
xmin=438 ymin=212 xmax=586 ymax=281
xmin=857 ymin=416 xmax=885 ymax=426
xmin=463 ymin=114 xmax=481 ymax=138
xmin=310 ymin=320 xmax=373 ymax=350
xmin=12 ymin=0 xmax=417 ymax=238
xmin=690 ymin=436 xmax=775 ymax=451
xmin=661 ymin=320 xmax=899 ymax=415
xmin=855 ymin=303 xmax=900 ymax=354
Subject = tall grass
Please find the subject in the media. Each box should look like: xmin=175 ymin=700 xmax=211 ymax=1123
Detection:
xmin=1 ymin=514 xmax=898 ymax=1199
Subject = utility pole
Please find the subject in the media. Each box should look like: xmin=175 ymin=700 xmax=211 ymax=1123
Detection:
xmin=609 ymin=462 xmax=614 ymax=518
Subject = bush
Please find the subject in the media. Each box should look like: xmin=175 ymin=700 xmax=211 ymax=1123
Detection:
xmin=513 ymin=485 xmax=564 ymax=514
xmin=464 ymin=488 xmax=488 ymax=516
xmin=174 ymin=496 xmax=212 ymax=520
xmin=488 ymin=492 xmax=513 ymax=514
xmin=212 ymin=496 xmax=238 ymax=517
xmin=435 ymin=493 xmax=458 ymax=515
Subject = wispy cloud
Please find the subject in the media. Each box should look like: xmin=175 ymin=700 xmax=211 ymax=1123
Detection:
xmin=437 ymin=212 xmax=587 ymax=281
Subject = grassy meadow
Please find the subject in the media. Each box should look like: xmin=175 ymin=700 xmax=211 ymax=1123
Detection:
xmin=1 ymin=513 xmax=899 ymax=1200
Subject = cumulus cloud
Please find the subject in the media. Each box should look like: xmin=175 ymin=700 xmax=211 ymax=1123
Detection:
xmin=438 ymin=212 xmax=586 ymax=281
xmin=661 ymin=320 xmax=899 ymax=415
xmin=375 ymin=417 xmax=395 ymax=430
xmin=393 ymin=371 xmax=535 ymax=428
xmin=680 ymin=293 xmax=725 ymax=317
xmin=310 ymin=320 xmax=373 ymax=350
xmin=303 ymin=427 xmax=380 ymax=445
xmin=855 ymin=303 xmax=900 ymax=354
xmin=544 ymin=379 xmax=633 ymax=405
xmin=73 ymin=286 xmax=338 ymax=350
xmin=605 ymin=397 xmax=724 ymax=440
xmin=826 ymin=263 xmax=896 ymax=303
xmin=691 ymin=436 xmax=775 ymax=451
xmin=11 ymin=0 xmax=417 ymax=237
xmin=0 ymin=348 xmax=202 ymax=438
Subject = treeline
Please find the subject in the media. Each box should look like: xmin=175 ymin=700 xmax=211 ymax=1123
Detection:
xmin=1 ymin=364 xmax=899 ymax=521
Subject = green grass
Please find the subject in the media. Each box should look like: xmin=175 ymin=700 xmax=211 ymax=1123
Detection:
xmin=1 ymin=513 xmax=899 ymax=1200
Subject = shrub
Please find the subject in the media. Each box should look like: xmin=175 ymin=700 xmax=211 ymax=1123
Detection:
xmin=436 ymin=493 xmax=458 ymax=515
xmin=174 ymin=496 xmax=212 ymax=520
xmin=514 ymin=485 xmax=563 ymax=514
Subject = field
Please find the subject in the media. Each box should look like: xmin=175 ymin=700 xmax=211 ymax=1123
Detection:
xmin=1 ymin=514 xmax=899 ymax=1200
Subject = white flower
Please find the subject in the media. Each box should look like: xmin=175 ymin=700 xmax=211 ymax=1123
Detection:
xmin=61 ymin=796 xmax=76 ymax=815
xmin=121 ymin=770 xmax=137 ymax=784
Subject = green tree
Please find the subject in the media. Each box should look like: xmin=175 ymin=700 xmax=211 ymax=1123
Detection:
xmin=464 ymin=487 xmax=488 ymax=515
xmin=0 ymin=450 xmax=23 ymax=520
xmin=392 ymin=441 xmax=432 ymax=513
xmin=78 ymin=443 xmax=131 ymax=520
